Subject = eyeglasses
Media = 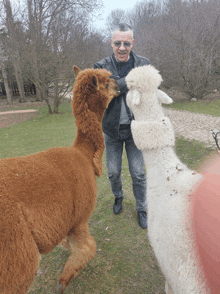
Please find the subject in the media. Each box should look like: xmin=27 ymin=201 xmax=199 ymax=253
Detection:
xmin=113 ymin=41 xmax=132 ymax=48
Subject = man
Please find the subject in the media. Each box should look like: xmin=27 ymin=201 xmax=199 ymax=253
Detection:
xmin=94 ymin=23 xmax=150 ymax=229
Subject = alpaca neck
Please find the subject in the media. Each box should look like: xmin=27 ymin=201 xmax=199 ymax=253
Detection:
xmin=135 ymin=95 xmax=165 ymax=121
xmin=144 ymin=146 xmax=184 ymax=183
xmin=143 ymin=146 xmax=201 ymax=196
xmin=72 ymin=129 xmax=96 ymax=161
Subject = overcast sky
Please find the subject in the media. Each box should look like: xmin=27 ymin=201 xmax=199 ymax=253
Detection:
xmin=92 ymin=0 xmax=140 ymax=30
xmin=1 ymin=0 xmax=139 ymax=31
xmin=0 ymin=0 xmax=140 ymax=31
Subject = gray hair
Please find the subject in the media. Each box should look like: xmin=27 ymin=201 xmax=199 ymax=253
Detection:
xmin=112 ymin=23 xmax=133 ymax=39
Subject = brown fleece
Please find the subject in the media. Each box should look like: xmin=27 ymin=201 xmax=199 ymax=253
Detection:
xmin=0 ymin=66 xmax=118 ymax=294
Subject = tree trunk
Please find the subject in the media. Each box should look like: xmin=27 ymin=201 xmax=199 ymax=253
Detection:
xmin=13 ymin=59 xmax=26 ymax=102
xmin=53 ymin=99 xmax=60 ymax=114
xmin=0 ymin=61 xmax=12 ymax=104
xmin=0 ymin=46 xmax=12 ymax=104
xmin=40 ymin=85 xmax=53 ymax=114
xmin=4 ymin=0 xmax=26 ymax=103
xmin=27 ymin=0 xmax=42 ymax=102
xmin=45 ymin=98 xmax=53 ymax=114
xmin=53 ymin=80 xmax=62 ymax=113
xmin=32 ymin=54 xmax=43 ymax=101
xmin=35 ymin=86 xmax=42 ymax=101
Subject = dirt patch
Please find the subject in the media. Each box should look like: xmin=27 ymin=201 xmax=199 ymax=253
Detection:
xmin=0 ymin=95 xmax=46 ymax=111
xmin=0 ymin=95 xmax=47 ymax=128
xmin=0 ymin=109 xmax=39 ymax=128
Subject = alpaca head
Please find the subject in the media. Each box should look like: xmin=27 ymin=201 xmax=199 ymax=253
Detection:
xmin=126 ymin=65 xmax=163 ymax=93
xmin=125 ymin=65 xmax=175 ymax=150
xmin=126 ymin=65 xmax=173 ymax=121
xmin=72 ymin=66 xmax=119 ymax=123
xmin=71 ymin=66 xmax=119 ymax=177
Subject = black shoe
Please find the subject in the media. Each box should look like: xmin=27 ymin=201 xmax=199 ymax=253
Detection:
xmin=138 ymin=211 xmax=148 ymax=229
xmin=113 ymin=197 xmax=123 ymax=214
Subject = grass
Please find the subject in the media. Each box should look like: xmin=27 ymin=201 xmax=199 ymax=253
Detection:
xmin=0 ymin=99 xmax=217 ymax=293
xmin=163 ymin=98 xmax=220 ymax=116
xmin=175 ymin=137 xmax=214 ymax=170
xmin=0 ymin=102 xmax=76 ymax=159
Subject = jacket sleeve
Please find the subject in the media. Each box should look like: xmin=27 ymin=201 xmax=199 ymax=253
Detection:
xmin=94 ymin=62 xmax=128 ymax=94
xmin=94 ymin=63 xmax=101 ymax=69
xmin=113 ymin=76 xmax=128 ymax=94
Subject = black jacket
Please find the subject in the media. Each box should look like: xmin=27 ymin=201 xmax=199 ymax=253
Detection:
xmin=94 ymin=51 xmax=151 ymax=138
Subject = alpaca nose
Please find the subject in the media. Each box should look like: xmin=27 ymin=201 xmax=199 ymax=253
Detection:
xmin=113 ymin=81 xmax=120 ymax=95
xmin=109 ymin=79 xmax=120 ymax=100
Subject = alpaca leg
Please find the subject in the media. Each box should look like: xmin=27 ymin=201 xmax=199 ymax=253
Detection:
xmin=0 ymin=228 xmax=40 ymax=294
xmin=59 ymin=237 xmax=69 ymax=249
xmin=165 ymin=280 xmax=174 ymax=294
xmin=57 ymin=222 xmax=96 ymax=294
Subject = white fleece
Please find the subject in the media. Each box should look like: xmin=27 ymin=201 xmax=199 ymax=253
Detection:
xmin=125 ymin=65 xmax=210 ymax=294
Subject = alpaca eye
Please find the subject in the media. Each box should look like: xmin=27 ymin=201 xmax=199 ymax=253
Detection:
xmin=106 ymin=83 xmax=109 ymax=89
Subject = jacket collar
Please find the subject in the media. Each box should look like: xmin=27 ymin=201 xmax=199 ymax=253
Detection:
xmin=110 ymin=51 xmax=140 ymax=67
xmin=109 ymin=51 xmax=140 ymax=77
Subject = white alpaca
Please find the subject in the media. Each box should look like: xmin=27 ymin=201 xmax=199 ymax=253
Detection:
xmin=125 ymin=65 xmax=210 ymax=293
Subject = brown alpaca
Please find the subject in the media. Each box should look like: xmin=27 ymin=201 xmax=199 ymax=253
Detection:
xmin=0 ymin=66 xmax=119 ymax=294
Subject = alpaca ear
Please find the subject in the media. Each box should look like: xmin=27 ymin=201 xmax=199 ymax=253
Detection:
xmin=132 ymin=89 xmax=141 ymax=105
xmin=90 ymin=74 xmax=99 ymax=90
xmin=157 ymin=89 xmax=173 ymax=104
xmin=73 ymin=65 xmax=81 ymax=77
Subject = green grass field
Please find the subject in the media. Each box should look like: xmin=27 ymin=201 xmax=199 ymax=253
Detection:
xmin=0 ymin=99 xmax=218 ymax=293
xmin=163 ymin=97 xmax=220 ymax=116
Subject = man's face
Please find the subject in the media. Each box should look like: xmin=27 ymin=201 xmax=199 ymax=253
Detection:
xmin=111 ymin=30 xmax=134 ymax=63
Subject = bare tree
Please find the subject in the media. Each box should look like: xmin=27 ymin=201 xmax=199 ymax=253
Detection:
xmin=22 ymin=0 xmax=102 ymax=113
xmin=0 ymin=0 xmax=103 ymax=113
xmin=129 ymin=0 xmax=220 ymax=98
xmin=2 ymin=0 xmax=26 ymax=102
xmin=129 ymin=1 xmax=162 ymax=57
xmin=105 ymin=9 xmax=128 ymax=36
xmin=0 ymin=44 xmax=12 ymax=104
xmin=163 ymin=0 xmax=220 ymax=98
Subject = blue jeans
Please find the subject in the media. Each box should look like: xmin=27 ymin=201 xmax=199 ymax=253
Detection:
xmin=104 ymin=133 xmax=147 ymax=212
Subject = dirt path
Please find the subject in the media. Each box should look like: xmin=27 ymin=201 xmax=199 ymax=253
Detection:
xmin=164 ymin=108 xmax=220 ymax=148
xmin=0 ymin=109 xmax=39 ymax=128
xmin=0 ymin=98 xmax=46 ymax=128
